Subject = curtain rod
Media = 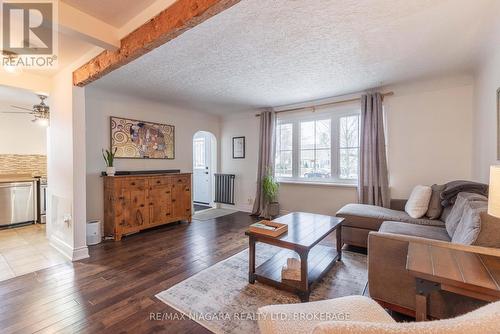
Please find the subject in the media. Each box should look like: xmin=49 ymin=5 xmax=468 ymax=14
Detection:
xmin=255 ymin=91 xmax=394 ymax=117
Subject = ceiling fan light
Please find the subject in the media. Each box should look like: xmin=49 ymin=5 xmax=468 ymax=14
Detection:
xmin=37 ymin=118 xmax=49 ymax=127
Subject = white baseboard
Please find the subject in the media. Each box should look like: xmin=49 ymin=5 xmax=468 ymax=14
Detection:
xmin=49 ymin=235 xmax=89 ymax=261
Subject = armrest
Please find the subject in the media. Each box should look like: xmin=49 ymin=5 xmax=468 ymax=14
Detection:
xmin=390 ymin=199 xmax=407 ymax=211
xmin=370 ymin=231 xmax=500 ymax=257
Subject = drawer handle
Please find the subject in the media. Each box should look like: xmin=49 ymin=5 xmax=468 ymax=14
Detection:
xmin=149 ymin=202 xmax=153 ymax=205
xmin=166 ymin=213 xmax=171 ymax=216
xmin=166 ymin=191 xmax=170 ymax=194
xmin=172 ymin=199 xmax=176 ymax=202
xmin=156 ymin=180 xmax=161 ymax=184
xmin=177 ymin=179 xmax=182 ymax=183
xmin=185 ymin=188 xmax=190 ymax=191
xmin=140 ymin=204 xmax=145 ymax=208
xmin=131 ymin=182 xmax=136 ymax=186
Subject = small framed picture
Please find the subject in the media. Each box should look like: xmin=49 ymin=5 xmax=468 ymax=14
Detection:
xmin=232 ymin=136 xmax=245 ymax=159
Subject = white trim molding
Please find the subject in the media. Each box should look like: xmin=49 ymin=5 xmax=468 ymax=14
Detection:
xmin=49 ymin=235 xmax=89 ymax=261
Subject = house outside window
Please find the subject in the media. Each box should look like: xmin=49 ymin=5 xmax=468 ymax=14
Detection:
xmin=275 ymin=104 xmax=360 ymax=185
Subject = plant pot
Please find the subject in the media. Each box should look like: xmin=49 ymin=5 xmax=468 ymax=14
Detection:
xmin=106 ymin=167 xmax=116 ymax=176
xmin=267 ymin=202 xmax=280 ymax=218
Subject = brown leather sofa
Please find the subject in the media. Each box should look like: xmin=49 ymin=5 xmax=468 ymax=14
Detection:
xmin=337 ymin=194 xmax=500 ymax=319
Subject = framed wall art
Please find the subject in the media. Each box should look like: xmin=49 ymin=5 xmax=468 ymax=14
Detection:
xmin=110 ymin=116 xmax=175 ymax=159
xmin=232 ymin=136 xmax=245 ymax=159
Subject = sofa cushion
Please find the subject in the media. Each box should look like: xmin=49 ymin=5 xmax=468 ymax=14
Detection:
xmin=337 ymin=204 xmax=445 ymax=231
xmin=445 ymin=192 xmax=488 ymax=237
xmin=475 ymin=212 xmax=500 ymax=248
xmin=452 ymin=201 xmax=488 ymax=245
xmin=426 ymin=184 xmax=446 ymax=219
xmin=405 ymin=185 xmax=432 ymax=218
xmin=379 ymin=221 xmax=451 ymax=241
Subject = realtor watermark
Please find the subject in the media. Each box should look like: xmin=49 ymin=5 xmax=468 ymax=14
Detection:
xmin=149 ymin=311 xmax=351 ymax=322
xmin=1 ymin=0 xmax=58 ymax=70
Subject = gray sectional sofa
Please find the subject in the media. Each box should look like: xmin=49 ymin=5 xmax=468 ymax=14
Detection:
xmin=336 ymin=186 xmax=500 ymax=319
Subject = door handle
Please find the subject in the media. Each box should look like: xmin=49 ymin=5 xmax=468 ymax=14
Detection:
xmin=205 ymin=172 xmax=209 ymax=175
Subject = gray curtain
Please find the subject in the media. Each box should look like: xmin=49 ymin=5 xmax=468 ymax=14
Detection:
xmin=252 ymin=110 xmax=276 ymax=217
xmin=358 ymin=93 xmax=390 ymax=208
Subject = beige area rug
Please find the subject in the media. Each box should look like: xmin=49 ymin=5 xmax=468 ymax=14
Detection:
xmin=192 ymin=208 xmax=238 ymax=221
xmin=156 ymin=244 xmax=367 ymax=334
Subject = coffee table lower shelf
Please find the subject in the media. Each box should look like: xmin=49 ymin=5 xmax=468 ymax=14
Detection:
xmin=253 ymin=244 xmax=339 ymax=300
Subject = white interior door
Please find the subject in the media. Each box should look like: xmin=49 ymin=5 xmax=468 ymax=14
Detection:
xmin=193 ymin=133 xmax=211 ymax=204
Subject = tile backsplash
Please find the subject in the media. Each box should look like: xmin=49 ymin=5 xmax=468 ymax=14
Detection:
xmin=0 ymin=154 xmax=47 ymax=177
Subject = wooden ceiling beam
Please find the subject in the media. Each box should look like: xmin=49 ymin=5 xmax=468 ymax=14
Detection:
xmin=72 ymin=0 xmax=240 ymax=87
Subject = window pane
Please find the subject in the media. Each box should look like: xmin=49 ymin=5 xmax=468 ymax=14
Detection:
xmin=315 ymin=119 xmax=331 ymax=149
xmin=316 ymin=149 xmax=331 ymax=176
xmin=193 ymin=138 xmax=205 ymax=168
xmin=276 ymin=123 xmax=293 ymax=177
xmin=279 ymin=123 xmax=293 ymax=150
xmin=339 ymin=115 xmax=360 ymax=148
xmin=299 ymin=150 xmax=314 ymax=177
xmin=276 ymin=151 xmax=292 ymax=177
xmin=339 ymin=148 xmax=359 ymax=179
xmin=300 ymin=149 xmax=331 ymax=179
xmin=300 ymin=121 xmax=315 ymax=149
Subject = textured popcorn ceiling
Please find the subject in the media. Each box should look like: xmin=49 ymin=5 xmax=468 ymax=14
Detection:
xmin=90 ymin=0 xmax=496 ymax=115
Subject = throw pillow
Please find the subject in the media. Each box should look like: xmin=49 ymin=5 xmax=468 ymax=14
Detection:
xmin=474 ymin=212 xmax=500 ymax=248
xmin=451 ymin=201 xmax=488 ymax=245
xmin=445 ymin=192 xmax=488 ymax=237
xmin=426 ymin=184 xmax=446 ymax=219
xmin=405 ymin=185 xmax=432 ymax=219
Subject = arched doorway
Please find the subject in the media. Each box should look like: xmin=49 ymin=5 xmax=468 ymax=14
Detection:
xmin=192 ymin=131 xmax=217 ymax=211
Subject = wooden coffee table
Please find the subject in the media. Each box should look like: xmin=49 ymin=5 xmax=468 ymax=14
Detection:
xmin=245 ymin=212 xmax=343 ymax=302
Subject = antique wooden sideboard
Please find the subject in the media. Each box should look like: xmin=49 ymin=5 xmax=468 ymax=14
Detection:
xmin=103 ymin=173 xmax=192 ymax=241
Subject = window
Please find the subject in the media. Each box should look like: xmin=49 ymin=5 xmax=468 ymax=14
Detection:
xmin=275 ymin=107 xmax=360 ymax=184
xmin=193 ymin=137 xmax=205 ymax=169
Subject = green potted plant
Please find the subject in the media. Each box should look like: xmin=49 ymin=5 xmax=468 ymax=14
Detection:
xmin=263 ymin=168 xmax=280 ymax=218
xmin=102 ymin=147 xmax=117 ymax=176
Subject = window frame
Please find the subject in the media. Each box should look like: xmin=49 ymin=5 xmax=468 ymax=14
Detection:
xmin=275 ymin=107 xmax=360 ymax=185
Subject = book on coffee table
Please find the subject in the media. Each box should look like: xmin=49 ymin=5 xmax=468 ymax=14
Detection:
xmin=248 ymin=220 xmax=288 ymax=237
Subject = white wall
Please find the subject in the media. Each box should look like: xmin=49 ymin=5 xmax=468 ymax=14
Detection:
xmin=47 ymin=67 xmax=88 ymax=261
xmin=220 ymin=113 xmax=260 ymax=212
xmin=472 ymin=44 xmax=500 ymax=182
xmin=221 ymin=75 xmax=475 ymax=215
xmin=85 ymin=87 xmax=221 ymax=223
xmin=384 ymin=75 xmax=474 ymax=198
xmin=0 ymin=113 xmax=47 ymax=154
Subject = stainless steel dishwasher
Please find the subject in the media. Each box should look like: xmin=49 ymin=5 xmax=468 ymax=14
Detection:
xmin=0 ymin=182 xmax=36 ymax=226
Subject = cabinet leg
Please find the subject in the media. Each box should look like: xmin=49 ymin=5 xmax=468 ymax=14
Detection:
xmin=114 ymin=234 xmax=122 ymax=241
xmin=415 ymin=294 xmax=428 ymax=321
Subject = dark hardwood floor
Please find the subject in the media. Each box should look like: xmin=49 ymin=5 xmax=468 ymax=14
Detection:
xmin=0 ymin=212 xmax=260 ymax=334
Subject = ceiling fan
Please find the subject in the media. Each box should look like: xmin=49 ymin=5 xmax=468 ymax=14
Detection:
xmin=1 ymin=95 xmax=50 ymax=125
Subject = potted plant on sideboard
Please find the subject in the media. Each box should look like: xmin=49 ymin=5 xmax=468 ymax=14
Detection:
xmin=102 ymin=148 xmax=117 ymax=176
xmin=263 ymin=169 xmax=280 ymax=218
